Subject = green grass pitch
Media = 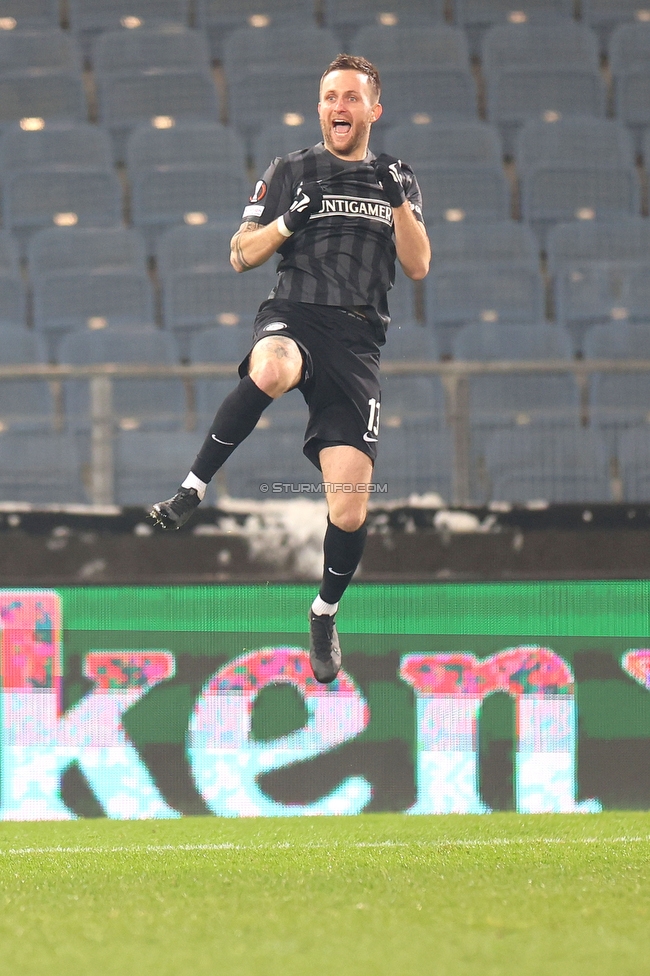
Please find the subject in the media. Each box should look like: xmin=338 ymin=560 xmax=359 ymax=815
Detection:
xmin=0 ymin=813 xmax=648 ymax=976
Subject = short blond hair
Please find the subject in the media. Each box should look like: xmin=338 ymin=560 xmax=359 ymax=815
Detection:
xmin=320 ymin=53 xmax=381 ymax=102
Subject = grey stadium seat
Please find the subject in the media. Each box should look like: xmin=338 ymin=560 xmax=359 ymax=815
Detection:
xmin=384 ymin=120 xmax=503 ymax=168
xmin=69 ymin=1 xmax=191 ymax=58
xmin=547 ymin=218 xmax=650 ymax=278
xmin=324 ymin=0 xmax=445 ymax=47
xmin=429 ymin=221 xmax=539 ymax=265
xmin=29 ymin=227 xmax=147 ymax=278
xmin=373 ymin=423 xmax=453 ymax=502
xmin=387 ymin=265 xmax=417 ymax=324
xmin=583 ymin=0 xmax=650 ymax=52
xmin=585 ymin=322 xmax=650 ymax=457
xmin=227 ymin=65 xmax=333 ymax=139
xmin=618 ymin=428 xmax=650 ymax=502
xmin=0 ymin=324 xmax=54 ymax=433
xmin=0 ymin=230 xmax=21 ymax=275
xmin=370 ymin=68 xmax=478 ymax=129
xmin=0 ymin=27 xmax=81 ymax=72
xmin=114 ymin=429 xmax=203 ymax=507
xmin=485 ymin=425 xmax=613 ymax=503
xmin=93 ymin=25 xmax=209 ymax=75
xmin=350 ymin=25 xmax=470 ymax=69
xmin=223 ymin=25 xmax=339 ymax=73
xmin=415 ymin=165 xmax=511 ymax=225
xmin=555 ymin=259 xmax=650 ymax=350
xmin=221 ymin=420 xmax=322 ymax=502
xmin=0 ymin=72 xmax=87 ymax=131
xmin=252 ymin=120 xmax=325 ymax=174
xmin=127 ymin=121 xmax=246 ymax=173
xmin=196 ymin=0 xmax=315 ymax=60
xmin=155 ymin=223 xmax=232 ymax=279
xmin=190 ymin=327 xmax=253 ymax=370
xmin=0 ymin=272 xmax=27 ymax=328
xmin=0 ymin=430 xmax=85 ymax=504
xmin=96 ymin=69 xmax=219 ymax=161
xmin=516 ymin=117 xmax=635 ymax=170
xmin=454 ymin=0 xmax=576 ymax=57
xmin=4 ymin=168 xmax=123 ymax=254
xmin=0 ymin=1 xmax=60 ymax=29
xmin=610 ymin=24 xmax=650 ymax=153
xmin=382 ymin=320 xmax=438 ymax=361
xmin=0 ymin=121 xmax=113 ymax=172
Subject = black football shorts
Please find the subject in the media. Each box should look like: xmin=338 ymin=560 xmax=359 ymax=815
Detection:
xmin=239 ymin=299 xmax=383 ymax=470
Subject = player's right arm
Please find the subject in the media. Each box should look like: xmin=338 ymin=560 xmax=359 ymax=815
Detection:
xmin=230 ymin=156 xmax=323 ymax=273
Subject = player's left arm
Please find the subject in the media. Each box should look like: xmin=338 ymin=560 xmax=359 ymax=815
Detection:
xmin=372 ymin=154 xmax=430 ymax=280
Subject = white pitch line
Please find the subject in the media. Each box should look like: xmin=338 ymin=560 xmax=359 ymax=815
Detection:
xmin=0 ymin=836 xmax=648 ymax=856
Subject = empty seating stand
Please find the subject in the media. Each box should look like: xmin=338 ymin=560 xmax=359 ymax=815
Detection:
xmin=0 ymin=324 xmax=54 ymax=433
xmin=555 ymin=259 xmax=650 ymax=351
xmin=69 ymin=0 xmax=191 ymax=58
xmin=454 ymin=0 xmax=575 ymax=57
xmin=610 ymin=24 xmax=650 ymax=153
xmin=0 ymin=120 xmax=113 ymax=171
xmin=0 ymin=430 xmax=85 ymax=503
xmin=113 ymin=428 xmax=202 ymax=506
xmin=618 ymin=428 xmax=650 ymax=502
xmin=252 ymin=119 xmax=324 ymax=173
xmin=583 ymin=0 xmax=650 ymax=52
xmin=324 ymin=0 xmax=445 ymax=47
xmin=196 ymin=0 xmax=316 ymax=60
xmin=0 ymin=1 xmax=60 ymax=29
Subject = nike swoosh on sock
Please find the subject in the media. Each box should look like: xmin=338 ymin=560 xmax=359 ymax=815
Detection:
xmin=211 ymin=435 xmax=235 ymax=445
xmin=328 ymin=567 xmax=353 ymax=576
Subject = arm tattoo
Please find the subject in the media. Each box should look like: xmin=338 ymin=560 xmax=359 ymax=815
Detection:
xmin=230 ymin=221 xmax=259 ymax=272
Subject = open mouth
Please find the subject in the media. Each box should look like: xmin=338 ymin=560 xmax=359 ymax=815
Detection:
xmin=333 ymin=120 xmax=352 ymax=134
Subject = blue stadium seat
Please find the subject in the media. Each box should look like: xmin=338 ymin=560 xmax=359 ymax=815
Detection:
xmin=0 ymin=230 xmax=21 ymax=275
xmin=60 ymin=327 xmax=187 ymax=435
xmin=384 ymin=120 xmax=503 ymax=167
xmin=94 ymin=25 xmax=209 ymax=74
xmin=618 ymin=427 xmax=650 ymax=502
xmin=426 ymin=261 xmax=545 ymax=356
xmin=0 ymin=27 xmax=81 ymax=72
xmin=222 ymin=420 xmax=322 ymax=501
xmin=227 ymin=66 xmax=332 ymax=139
xmin=371 ymin=68 xmax=478 ymax=129
xmin=130 ymin=164 xmax=251 ymax=252
xmin=0 ymin=430 xmax=85 ymax=503
xmin=0 ymin=272 xmax=27 ymax=328
xmin=4 ymin=168 xmax=122 ymax=254
xmin=33 ymin=267 xmax=155 ymax=353
xmin=484 ymin=425 xmax=612 ymax=502
xmin=29 ymin=227 xmax=147 ymax=278
xmin=0 ymin=120 xmax=113 ymax=172
xmin=156 ymin=223 xmax=232 ymax=279
xmin=127 ymin=121 xmax=246 ymax=173
xmin=162 ymin=263 xmax=276 ymax=358
xmin=429 ymin=221 xmax=539 ymax=265
xmin=387 ymin=265 xmax=417 ymax=324
xmin=190 ymin=327 xmax=252 ymax=370
xmin=0 ymin=72 xmax=87 ymax=130
xmin=114 ymin=428 xmax=202 ymax=506
xmin=610 ymin=24 xmax=650 ymax=153
xmin=381 ymin=374 xmax=447 ymax=422
xmin=0 ymin=324 xmax=54 ymax=433
xmin=585 ymin=322 xmax=650 ymax=458
xmin=516 ymin=117 xmax=635 ymax=170
xmin=374 ymin=422 xmax=453 ymax=501
xmin=69 ymin=1 xmax=191 ymax=58
xmin=555 ymin=259 xmax=650 ymax=350
xmin=97 ymin=69 xmax=219 ymax=161
xmin=350 ymin=25 xmax=470 ymax=69
xmin=455 ymin=0 xmax=575 ymax=57
xmin=483 ymin=25 xmax=604 ymax=154
xmin=324 ymin=0 xmax=445 ymax=46
xmin=252 ymin=119 xmax=324 ymax=173
xmin=196 ymin=0 xmax=315 ymax=60
xmin=223 ymin=24 xmax=339 ymax=72
xmin=0 ymin=1 xmax=60 ymax=29
xmin=454 ymin=321 xmax=574 ymax=361
xmin=194 ymin=375 xmax=236 ymax=426
xmin=547 ymin=218 xmax=650 ymax=277
xmin=415 ymin=165 xmax=511 ymax=226
xmin=584 ymin=0 xmax=650 ymax=52
xmin=383 ymin=320 xmax=438 ymax=361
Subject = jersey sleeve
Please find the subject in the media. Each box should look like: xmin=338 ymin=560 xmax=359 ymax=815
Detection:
xmin=403 ymin=163 xmax=425 ymax=225
xmin=240 ymin=156 xmax=292 ymax=225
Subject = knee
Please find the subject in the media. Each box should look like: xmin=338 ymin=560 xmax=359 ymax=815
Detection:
xmin=249 ymin=339 xmax=302 ymax=397
xmin=329 ymin=504 xmax=367 ymax=533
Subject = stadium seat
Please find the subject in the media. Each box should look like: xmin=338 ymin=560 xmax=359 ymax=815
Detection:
xmin=426 ymin=260 xmax=545 ymax=356
xmin=610 ymin=24 xmax=650 ymax=153
xmin=547 ymin=218 xmax=650 ymax=278
xmin=130 ymin=163 xmax=251 ymax=253
xmin=454 ymin=0 xmax=575 ymax=57
xmin=126 ymin=121 xmax=246 ymax=173
xmin=428 ymin=221 xmax=539 ymax=266
xmin=0 ymin=272 xmax=27 ymax=328
xmin=618 ymin=427 xmax=650 ymax=502
xmin=196 ymin=0 xmax=316 ymax=60
xmin=60 ymin=328 xmax=187 ymax=436
xmin=384 ymin=120 xmax=503 ymax=168
xmin=0 ymin=1 xmax=60 ymax=30
xmin=33 ymin=267 xmax=155 ymax=354
xmin=585 ymin=322 xmax=650 ymax=458
xmin=155 ymin=223 xmax=232 ymax=279
xmin=29 ymin=227 xmax=147 ymax=278
xmin=350 ymin=25 xmax=470 ymax=70
xmin=226 ymin=66 xmax=334 ymax=139
xmin=583 ymin=0 xmax=650 ymax=52
xmin=190 ymin=328 xmax=252 ymax=371
xmin=69 ymin=1 xmax=191 ymax=58
xmin=0 ymin=430 xmax=85 ymax=503
xmin=0 ymin=27 xmax=81 ymax=72
xmin=483 ymin=25 xmax=604 ymax=154
xmin=252 ymin=119 xmax=325 ymax=173
xmin=381 ymin=374 xmax=447 ymax=422
xmin=222 ymin=420 xmax=322 ymax=501
xmin=387 ymin=265 xmax=417 ymax=324
xmin=555 ymin=259 xmax=650 ymax=350
xmin=382 ymin=321 xmax=438 ymax=361
xmin=371 ymin=68 xmax=478 ymax=129
xmin=0 ymin=324 xmax=54 ymax=433
xmin=96 ymin=69 xmax=219 ymax=161
xmin=162 ymin=263 xmax=277 ymax=358
xmin=414 ymin=165 xmax=511 ymax=226
xmin=484 ymin=425 xmax=613 ymax=503
xmin=113 ymin=428 xmax=202 ymax=507
xmin=0 ymin=120 xmax=113 ymax=172
xmin=93 ymin=25 xmax=209 ymax=75
xmin=4 ymin=168 xmax=123 ymax=255
xmin=516 ymin=117 xmax=635 ymax=170
xmin=0 ymin=230 xmax=21 ymax=275
xmin=0 ymin=72 xmax=87 ymax=131
xmin=324 ymin=0 xmax=446 ymax=46
xmin=223 ymin=25 xmax=339 ymax=73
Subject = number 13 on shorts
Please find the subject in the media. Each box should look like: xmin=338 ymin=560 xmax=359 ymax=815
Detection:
xmin=367 ymin=397 xmax=380 ymax=437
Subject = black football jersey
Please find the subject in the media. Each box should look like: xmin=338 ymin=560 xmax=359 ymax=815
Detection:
xmin=241 ymin=142 xmax=425 ymax=332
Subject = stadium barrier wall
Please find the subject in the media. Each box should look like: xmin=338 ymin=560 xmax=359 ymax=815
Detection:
xmin=1 ymin=582 xmax=650 ymax=819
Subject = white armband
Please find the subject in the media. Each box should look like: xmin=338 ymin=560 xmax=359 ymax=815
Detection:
xmin=276 ymin=215 xmax=294 ymax=238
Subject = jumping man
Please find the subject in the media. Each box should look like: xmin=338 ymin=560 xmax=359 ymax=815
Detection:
xmin=150 ymin=53 xmax=431 ymax=683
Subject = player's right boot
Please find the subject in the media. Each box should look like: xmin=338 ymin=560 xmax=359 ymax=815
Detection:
xmin=149 ymin=486 xmax=201 ymax=530
xmin=309 ymin=610 xmax=342 ymax=684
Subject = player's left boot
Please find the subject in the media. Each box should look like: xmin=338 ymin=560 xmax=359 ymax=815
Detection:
xmin=149 ymin=486 xmax=201 ymax=530
xmin=309 ymin=610 xmax=341 ymax=684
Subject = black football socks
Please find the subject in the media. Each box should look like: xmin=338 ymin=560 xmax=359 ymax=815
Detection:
xmin=190 ymin=375 xmax=273 ymax=486
xmin=312 ymin=517 xmax=368 ymax=615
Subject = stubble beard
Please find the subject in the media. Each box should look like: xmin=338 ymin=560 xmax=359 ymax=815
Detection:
xmin=320 ymin=116 xmax=373 ymax=159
